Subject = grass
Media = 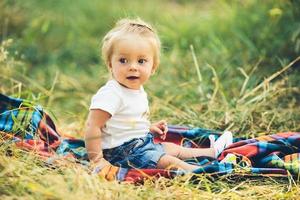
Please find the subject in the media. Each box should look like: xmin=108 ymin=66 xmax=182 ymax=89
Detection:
xmin=1 ymin=0 xmax=300 ymax=199
xmin=1 ymin=145 xmax=300 ymax=199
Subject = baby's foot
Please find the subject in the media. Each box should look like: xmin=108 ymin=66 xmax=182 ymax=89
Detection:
xmin=211 ymin=131 xmax=233 ymax=157
xmin=209 ymin=135 xmax=215 ymax=148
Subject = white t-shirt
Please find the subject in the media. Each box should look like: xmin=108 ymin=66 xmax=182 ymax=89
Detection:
xmin=90 ymin=79 xmax=151 ymax=149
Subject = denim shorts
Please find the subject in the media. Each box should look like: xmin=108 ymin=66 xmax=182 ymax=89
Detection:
xmin=103 ymin=134 xmax=165 ymax=169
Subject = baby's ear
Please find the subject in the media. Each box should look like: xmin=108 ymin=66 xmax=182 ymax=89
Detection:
xmin=151 ymin=66 xmax=156 ymax=75
xmin=108 ymin=61 xmax=112 ymax=69
xmin=151 ymin=70 xmax=156 ymax=75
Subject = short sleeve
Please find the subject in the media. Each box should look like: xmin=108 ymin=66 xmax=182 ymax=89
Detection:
xmin=89 ymin=87 xmax=122 ymax=116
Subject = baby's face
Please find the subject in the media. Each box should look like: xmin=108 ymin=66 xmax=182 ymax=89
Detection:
xmin=109 ymin=34 xmax=155 ymax=90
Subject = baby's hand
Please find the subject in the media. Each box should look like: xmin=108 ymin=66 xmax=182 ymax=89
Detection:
xmin=150 ymin=120 xmax=168 ymax=140
xmin=91 ymin=158 xmax=111 ymax=174
xmin=91 ymin=159 xmax=119 ymax=181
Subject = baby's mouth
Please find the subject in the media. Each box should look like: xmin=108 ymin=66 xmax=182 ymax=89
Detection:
xmin=126 ymin=76 xmax=139 ymax=80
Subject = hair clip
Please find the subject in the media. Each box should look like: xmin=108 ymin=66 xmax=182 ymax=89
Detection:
xmin=129 ymin=23 xmax=154 ymax=32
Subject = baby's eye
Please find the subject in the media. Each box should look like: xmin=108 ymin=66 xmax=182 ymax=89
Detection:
xmin=119 ymin=58 xmax=127 ymax=64
xmin=138 ymin=59 xmax=147 ymax=64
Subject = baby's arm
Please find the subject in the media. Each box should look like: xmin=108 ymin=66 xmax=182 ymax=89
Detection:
xmin=84 ymin=109 xmax=111 ymax=165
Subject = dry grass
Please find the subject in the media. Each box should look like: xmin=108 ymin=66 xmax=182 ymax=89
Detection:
xmin=1 ymin=0 xmax=300 ymax=199
xmin=1 ymin=38 xmax=300 ymax=199
xmin=1 ymin=145 xmax=300 ymax=199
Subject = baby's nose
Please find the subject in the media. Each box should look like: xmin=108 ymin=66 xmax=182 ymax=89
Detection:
xmin=129 ymin=63 xmax=138 ymax=70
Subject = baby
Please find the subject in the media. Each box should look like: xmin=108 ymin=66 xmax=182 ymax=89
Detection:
xmin=84 ymin=18 xmax=232 ymax=172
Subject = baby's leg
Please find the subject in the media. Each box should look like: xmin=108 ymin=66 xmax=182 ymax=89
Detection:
xmin=162 ymin=142 xmax=216 ymax=159
xmin=162 ymin=131 xmax=233 ymax=159
xmin=157 ymin=154 xmax=200 ymax=171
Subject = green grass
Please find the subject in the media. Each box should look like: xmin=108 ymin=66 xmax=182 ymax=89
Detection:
xmin=1 ymin=0 xmax=300 ymax=199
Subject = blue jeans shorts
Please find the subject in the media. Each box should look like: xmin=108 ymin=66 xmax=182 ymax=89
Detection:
xmin=103 ymin=134 xmax=166 ymax=169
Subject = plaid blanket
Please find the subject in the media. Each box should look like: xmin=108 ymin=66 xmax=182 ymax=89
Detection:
xmin=1 ymin=93 xmax=299 ymax=183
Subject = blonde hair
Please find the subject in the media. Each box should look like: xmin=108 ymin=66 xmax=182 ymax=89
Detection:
xmin=101 ymin=18 xmax=161 ymax=71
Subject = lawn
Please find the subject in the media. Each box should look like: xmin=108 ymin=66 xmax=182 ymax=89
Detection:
xmin=1 ymin=0 xmax=300 ymax=199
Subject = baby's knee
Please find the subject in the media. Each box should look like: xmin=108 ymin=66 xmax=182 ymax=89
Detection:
xmin=162 ymin=142 xmax=182 ymax=157
xmin=157 ymin=154 xmax=181 ymax=169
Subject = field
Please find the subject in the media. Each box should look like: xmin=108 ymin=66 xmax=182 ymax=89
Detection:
xmin=1 ymin=0 xmax=300 ymax=199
